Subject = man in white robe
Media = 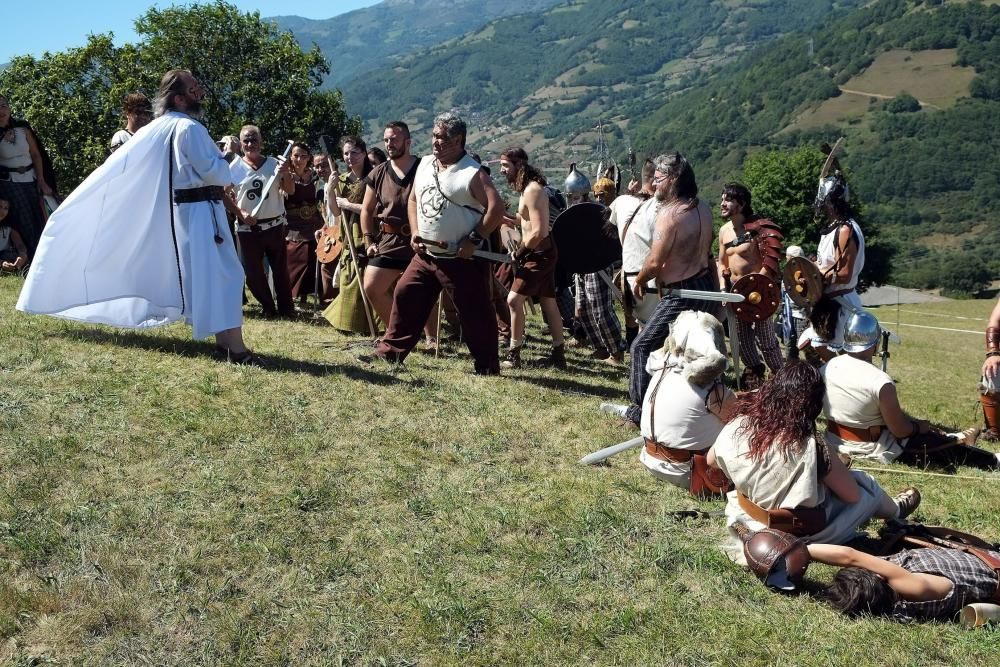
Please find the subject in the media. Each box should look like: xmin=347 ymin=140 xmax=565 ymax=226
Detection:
xmin=17 ymin=69 xmax=255 ymax=363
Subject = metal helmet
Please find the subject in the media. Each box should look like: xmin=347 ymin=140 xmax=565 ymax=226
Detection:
xmin=593 ymin=176 xmax=617 ymax=202
xmin=564 ymin=163 xmax=592 ymax=195
xmin=842 ymin=309 xmax=881 ymax=354
xmin=734 ymin=522 xmax=811 ymax=591
xmin=814 ymin=171 xmax=849 ymax=211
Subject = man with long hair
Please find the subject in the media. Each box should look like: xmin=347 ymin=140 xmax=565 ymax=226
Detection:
xmin=18 ymin=69 xmax=258 ymax=364
xmin=716 ymin=182 xmax=784 ymax=387
xmin=808 ymin=542 xmax=1000 ymax=621
xmin=617 ymin=152 xmax=720 ymax=426
xmin=497 ymin=147 xmax=565 ymax=368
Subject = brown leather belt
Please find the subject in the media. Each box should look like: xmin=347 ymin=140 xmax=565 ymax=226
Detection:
xmin=644 ymin=438 xmax=695 ymax=463
xmin=174 ymin=186 xmax=225 ymax=203
xmin=736 ymin=490 xmax=826 ymax=537
xmin=827 ymin=420 xmax=883 ymax=442
xmin=380 ymin=221 xmax=411 ymax=235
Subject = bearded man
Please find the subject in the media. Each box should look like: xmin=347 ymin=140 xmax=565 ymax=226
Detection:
xmin=367 ymin=112 xmax=504 ymax=374
xmin=18 ymin=69 xmax=257 ymax=363
xmin=497 ymin=147 xmax=565 ymax=369
xmin=620 ymin=152 xmax=720 ymax=427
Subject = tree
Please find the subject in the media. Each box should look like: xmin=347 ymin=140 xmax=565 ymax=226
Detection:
xmin=0 ymin=1 xmax=360 ymax=191
xmin=884 ymin=92 xmax=920 ymax=113
xmin=742 ymin=145 xmax=893 ymax=290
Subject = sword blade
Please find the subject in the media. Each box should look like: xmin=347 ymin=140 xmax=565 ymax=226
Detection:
xmin=579 ymin=435 xmax=644 ymax=465
xmin=667 ymin=288 xmax=745 ymax=303
xmin=472 ymin=249 xmax=513 ymax=264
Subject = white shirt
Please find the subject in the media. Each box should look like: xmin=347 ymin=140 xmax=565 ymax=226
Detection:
xmin=413 ymin=153 xmax=483 ymax=255
xmin=821 ymin=354 xmax=904 ymax=462
xmin=818 ymin=218 xmax=865 ymax=293
xmin=230 ymin=156 xmax=286 ymax=227
xmin=618 ymin=197 xmax=658 ymax=277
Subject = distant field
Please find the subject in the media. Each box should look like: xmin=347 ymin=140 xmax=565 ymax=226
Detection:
xmin=1 ymin=275 xmax=998 ymax=665
xmin=785 ymin=48 xmax=975 ymax=132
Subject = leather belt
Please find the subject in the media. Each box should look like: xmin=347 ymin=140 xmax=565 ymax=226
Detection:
xmin=827 ymin=420 xmax=883 ymax=442
xmin=380 ymin=221 xmax=411 ymax=235
xmin=644 ymin=438 xmax=695 ymax=463
xmin=736 ymin=490 xmax=826 ymax=537
xmin=3 ymin=165 xmax=34 ymax=174
xmin=238 ymin=215 xmax=285 ymax=233
xmin=286 ymin=204 xmax=320 ymax=219
xmin=174 ymin=186 xmax=225 ymax=203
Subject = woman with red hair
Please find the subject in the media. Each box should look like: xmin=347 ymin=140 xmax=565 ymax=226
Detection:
xmin=707 ymin=360 xmax=920 ymax=564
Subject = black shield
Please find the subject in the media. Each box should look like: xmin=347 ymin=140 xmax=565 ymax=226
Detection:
xmin=551 ymin=202 xmax=622 ymax=274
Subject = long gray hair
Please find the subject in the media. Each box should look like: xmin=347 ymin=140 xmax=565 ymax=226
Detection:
xmin=154 ymin=69 xmax=191 ymax=117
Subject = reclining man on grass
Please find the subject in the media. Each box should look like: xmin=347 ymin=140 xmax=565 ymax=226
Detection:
xmin=815 ymin=305 xmax=1000 ymax=470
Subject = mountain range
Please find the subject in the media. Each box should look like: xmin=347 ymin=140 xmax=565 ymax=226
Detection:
xmin=275 ymin=0 xmax=1000 ymax=291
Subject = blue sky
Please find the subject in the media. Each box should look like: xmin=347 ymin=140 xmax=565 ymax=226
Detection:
xmin=4 ymin=1 xmax=380 ymax=62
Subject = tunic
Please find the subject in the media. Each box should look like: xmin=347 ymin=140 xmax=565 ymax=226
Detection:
xmin=712 ymin=416 xmax=891 ymax=564
xmin=17 ymin=112 xmax=244 ymax=340
xmin=822 ymin=354 xmax=904 ymax=463
xmin=324 ymin=171 xmax=372 ymax=333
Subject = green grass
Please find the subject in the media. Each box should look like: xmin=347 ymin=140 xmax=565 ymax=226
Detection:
xmin=1 ymin=273 xmax=999 ymax=665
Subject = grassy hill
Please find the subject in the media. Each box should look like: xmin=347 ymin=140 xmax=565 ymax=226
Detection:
xmin=2 ymin=275 xmax=999 ymax=664
xmin=272 ymin=0 xmax=564 ymax=86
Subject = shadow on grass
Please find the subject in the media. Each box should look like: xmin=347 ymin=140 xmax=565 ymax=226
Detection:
xmin=505 ymin=371 xmax=627 ymax=400
xmin=49 ymin=327 xmax=403 ymax=384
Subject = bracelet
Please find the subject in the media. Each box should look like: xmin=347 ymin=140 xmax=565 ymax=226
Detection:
xmin=909 ymin=420 xmax=920 ymax=438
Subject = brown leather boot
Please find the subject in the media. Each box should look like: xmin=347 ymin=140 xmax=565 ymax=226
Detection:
xmin=536 ymin=343 xmax=567 ymax=369
xmin=981 ymin=393 xmax=1000 ymax=440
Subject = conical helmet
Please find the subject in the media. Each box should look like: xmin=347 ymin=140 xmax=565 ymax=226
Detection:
xmin=564 ymin=163 xmax=592 ymax=195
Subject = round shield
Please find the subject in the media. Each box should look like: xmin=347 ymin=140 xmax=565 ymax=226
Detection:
xmin=315 ymin=226 xmax=342 ymax=264
xmin=730 ymin=273 xmax=780 ymax=323
xmin=551 ymin=201 xmax=622 ymax=274
xmin=782 ymin=256 xmax=824 ymax=309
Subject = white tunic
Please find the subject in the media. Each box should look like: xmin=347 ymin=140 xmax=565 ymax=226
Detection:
xmin=413 ymin=153 xmax=483 ymax=256
xmin=712 ymin=416 xmax=892 ymax=564
xmin=822 ymin=354 xmax=904 ymax=463
xmin=17 ymin=112 xmax=244 ymax=340
xmin=639 ymin=351 xmax=726 ymax=489
xmin=616 ymin=196 xmax=660 ymax=323
xmin=230 ymin=156 xmax=286 ymax=231
xmin=0 ymin=127 xmax=35 ymax=182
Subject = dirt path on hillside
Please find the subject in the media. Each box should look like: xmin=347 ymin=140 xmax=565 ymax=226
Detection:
xmin=839 ymin=87 xmax=942 ymax=110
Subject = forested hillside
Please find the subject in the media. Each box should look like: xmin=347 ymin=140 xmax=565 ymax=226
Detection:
xmin=628 ymin=0 xmax=1000 ymax=291
xmin=273 ymin=0 xmax=563 ymax=86
xmin=340 ymin=0 xmax=862 ymax=152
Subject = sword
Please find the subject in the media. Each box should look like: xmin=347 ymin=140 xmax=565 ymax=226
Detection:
xmin=603 ymin=270 xmax=745 ymax=305
xmin=579 ymin=435 xmax=644 ymax=465
xmin=250 ymin=140 xmax=294 ymax=219
xmin=413 ymin=236 xmax=515 ymax=264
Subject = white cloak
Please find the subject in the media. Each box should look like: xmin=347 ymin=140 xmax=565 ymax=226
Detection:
xmin=16 ymin=112 xmax=244 ymax=340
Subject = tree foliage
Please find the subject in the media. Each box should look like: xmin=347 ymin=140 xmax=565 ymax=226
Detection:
xmin=742 ymin=146 xmax=893 ymax=290
xmin=0 ymin=1 xmax=360 ymax=191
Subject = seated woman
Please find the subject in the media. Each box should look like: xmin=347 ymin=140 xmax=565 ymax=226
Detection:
xmin=821 ymin=309 xmax=998 ymax=469
xmin=707 ymin=360 xmax=919 ymax=564
xmin=639 ymin=310 xmax=736 ymax=497
xmin=809 ymin=542 xmax=1000 ymax=621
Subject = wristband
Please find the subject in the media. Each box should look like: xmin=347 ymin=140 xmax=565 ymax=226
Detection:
xmin=988 ymin=327 xmax=1000 ymax=353
xmin=909 ymin=420 xmax=921 ymax=438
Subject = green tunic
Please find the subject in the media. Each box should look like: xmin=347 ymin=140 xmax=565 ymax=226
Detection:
xmin=324 ymin=172 xmax=376 ymax=334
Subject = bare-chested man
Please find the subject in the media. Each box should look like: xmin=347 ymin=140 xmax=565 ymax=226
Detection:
xmin=621 ymin=152 xmax=720 ymax=426
xmin=717 ymin=182 xmax=784 ymax=384
xmin=498 ymin=147 xmax=565 ymax=369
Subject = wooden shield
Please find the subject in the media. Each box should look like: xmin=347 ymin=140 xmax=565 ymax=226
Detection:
xmin=730 ymin=273 xmax=780 ymax=323
xmin=316 ymin=225 xmax=342 ymax=264
xmin=782 ymin=256 xmax=824 ymax=309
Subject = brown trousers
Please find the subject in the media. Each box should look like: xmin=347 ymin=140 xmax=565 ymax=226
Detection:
xmin=376 ymin=253 xmax=500 ymax=374
xmin=238 ymin=224 xmax=294 ymax=317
